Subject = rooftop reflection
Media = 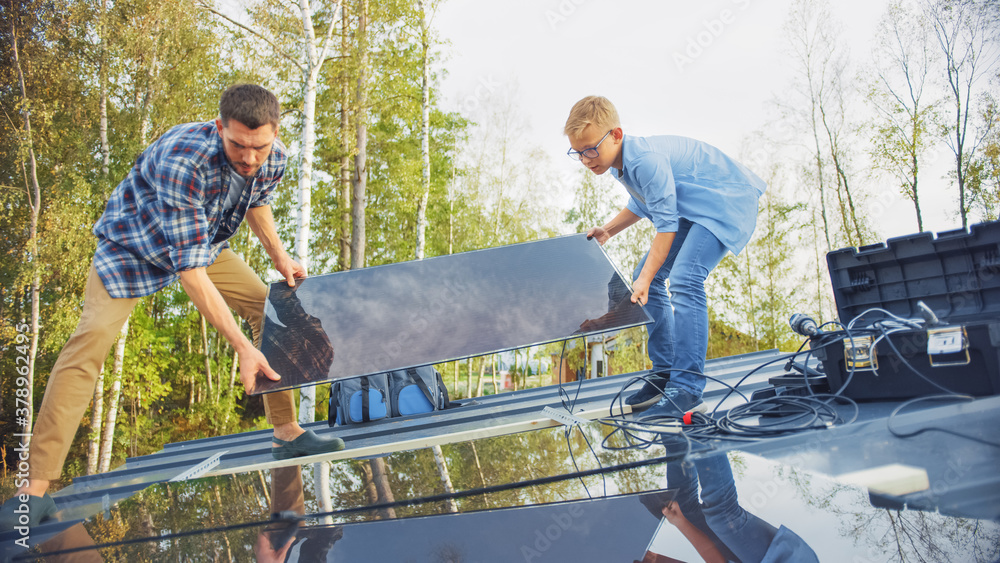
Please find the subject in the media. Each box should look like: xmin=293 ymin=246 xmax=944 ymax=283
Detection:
xmin=17 ymin=420 xmax=1000 ymax=562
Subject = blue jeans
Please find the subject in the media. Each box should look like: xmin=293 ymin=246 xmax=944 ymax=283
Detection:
xmin=633 ymin=219 xmax=728 ymax=396
xmin=668 ymin=454 xmax=778 ymax=563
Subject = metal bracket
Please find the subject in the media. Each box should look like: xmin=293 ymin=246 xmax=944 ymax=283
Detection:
xmin=169 ymin=451 xmax=227 ymax=482
xmin=927 ymin=326 xmax=970 ymax=367
xmin=543 ymin=406 xmax=589 ymax=427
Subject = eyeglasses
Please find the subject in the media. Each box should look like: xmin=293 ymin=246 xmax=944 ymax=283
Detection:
xmin=567 ymin=130 xmax=612 ymax=161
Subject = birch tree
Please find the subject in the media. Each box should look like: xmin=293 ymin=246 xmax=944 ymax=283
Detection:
xmin=414 ymin=0 xmax=432 ymax=260
xmin=784 ymin=0 xmax=837 ymax=249
xmin=196 ymin=0 xmax=341 ymax=425
xmin=351 ymin=0 xmax=369 ymax=270
xmin=86 ymin=0 xmax=114 ymax=476
xmin=338 ymin=5 xmax=352 ymax=270
xmin=292 ymin=0 xmax=339 ymax=434
xmin=925 ymin=0 xmax=999 ymax=227
xmin=100 ymin=0 xmax=174 ymax=473
xmin=6 ymin=0 xmax=45 ymax=436
xmin=784 ymin=0 xmax=876 ymax=247
xmin=867 ymin=1 xmax=939 ymax=232
xmin=968 ymin=110 xmax=1000 ymax=220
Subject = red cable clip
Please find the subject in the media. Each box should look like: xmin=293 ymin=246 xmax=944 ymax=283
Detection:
xmin=683 ymin=411 xmax=694 ymax=425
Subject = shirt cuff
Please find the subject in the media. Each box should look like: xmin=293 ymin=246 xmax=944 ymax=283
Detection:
xmin=170 ymin=244 xmax=215 ymax=272
xmin=252 ymin=185 xmax=277 ymax=207
xmin=626 ymin=198 xmax=644 ymax=218
xmin=653 ymin=216 xmax=679 ymax=233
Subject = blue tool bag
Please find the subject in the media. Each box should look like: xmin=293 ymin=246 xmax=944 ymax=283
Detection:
xmin=329 ymin=366 xmax=450 ymax=426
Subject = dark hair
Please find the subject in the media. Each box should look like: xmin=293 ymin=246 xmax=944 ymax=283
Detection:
xmin=219 ymin=84 xmax=280 ymax=130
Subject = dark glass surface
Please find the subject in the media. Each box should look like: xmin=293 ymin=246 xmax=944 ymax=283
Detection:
xmin=12 ymin=420 xmax=1000 ymax=562
xmin=255 ymin=234 xmax=651 ymax=393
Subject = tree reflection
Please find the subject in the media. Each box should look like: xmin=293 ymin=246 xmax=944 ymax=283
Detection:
xmin=22 ymin=423 xmax=999 ymax=561
xmin=765 ymin=458 xmax=1000 ymax=562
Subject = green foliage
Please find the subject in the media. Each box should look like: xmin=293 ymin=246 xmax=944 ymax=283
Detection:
xmin=709 ymin=179 xmax=806 ymax=353
xmin=967 ymin=107 xmax=1000 ymax=221
xmin=450 ymin=84 xmax=561 ymax=250
xmin=606 ymin=326 xmax=652 ymax=374
xmin=565 ymin=168 xmax=620 ymax=233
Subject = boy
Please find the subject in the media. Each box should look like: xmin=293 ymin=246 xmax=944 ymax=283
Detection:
xmin=564 ymin=96 xmax=765 ymax=419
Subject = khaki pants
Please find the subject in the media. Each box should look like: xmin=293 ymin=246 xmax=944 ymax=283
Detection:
xmin=29 ymin=248 xmax=296 ymax=481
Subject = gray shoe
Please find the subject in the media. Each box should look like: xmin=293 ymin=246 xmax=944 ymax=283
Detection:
xmin=0 ymin=493 xmax=57 ymax=531
xmin=639 ymin=385 xmax=707 ymax=422
xmin=625 ymin=376 xmax=669 ymax=411
xmin=272 ymin=430 xmax=346 ymax=460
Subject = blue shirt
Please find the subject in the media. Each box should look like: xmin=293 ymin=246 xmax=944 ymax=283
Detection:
xmin=761 ymin=525 xmax=819 ymax=563
xmin=613 ymin=135 xmax=766 ymax=255
xmin=92 ymin=121 xmax=286 ymax=298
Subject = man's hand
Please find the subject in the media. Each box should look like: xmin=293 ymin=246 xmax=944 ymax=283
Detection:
xmin=238 ymin=344 xmax=281 ymax=394
xmin=586 ymin=226 xmax=611 ymax=246
xmin=273 ymin=253 xmax=306 ymax=287
xmin=254 ymin=528 xmax=295 ymax=563
xmin=246 ymin=206 xmax=304 ymax=287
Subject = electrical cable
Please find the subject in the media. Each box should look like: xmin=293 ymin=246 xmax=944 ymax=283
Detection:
xmin=847 ymin=307 xmax=923 ymax=330
xmin=554 ymin=336 xmax=607 ymax=499
xmin=597 ymin=333 xmax=866 ymax=454
xmin=886 ymin=394 xmax=1000 ymax=449
xmin=595 ymin=301 xmax=993 ymax=493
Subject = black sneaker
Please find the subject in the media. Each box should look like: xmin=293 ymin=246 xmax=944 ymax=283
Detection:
xmin=639 ymin=385 xmax=707 ymax=422
xmin=625 ymin=376 xmax=669 ymax=411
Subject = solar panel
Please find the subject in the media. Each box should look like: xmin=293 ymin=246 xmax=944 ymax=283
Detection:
xmin=12 ymin=420 xmax=1000 ymax=562
xmin=254 ymin=234 xmax=651 ymax=394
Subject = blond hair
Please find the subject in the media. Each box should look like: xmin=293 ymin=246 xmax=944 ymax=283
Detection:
xmin=564 ymin=96 xmax=620 ymax=137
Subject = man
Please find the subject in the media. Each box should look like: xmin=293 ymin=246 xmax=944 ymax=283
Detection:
xmin=1 ymin=84 xmax=345 ymax=530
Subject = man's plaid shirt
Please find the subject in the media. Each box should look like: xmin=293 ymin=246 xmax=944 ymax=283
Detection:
xmin=92 ymin=121 xmax=287 ymax=298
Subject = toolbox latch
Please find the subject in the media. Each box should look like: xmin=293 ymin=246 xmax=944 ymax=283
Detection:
xmin=926 ymin=326 xmax=970 ymax=367
xmin=844 ymin=335 xmax=878 ymax=372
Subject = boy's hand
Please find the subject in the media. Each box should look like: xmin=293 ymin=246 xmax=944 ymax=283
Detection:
xmin=631 ymin=277 xmax=650 ymax=305
xmin=586 ymin=226 xmax=610 ymax=245
xmin=662 ymin=501 xmax=687 ymax=526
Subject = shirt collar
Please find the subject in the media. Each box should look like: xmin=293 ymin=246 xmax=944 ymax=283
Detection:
xmin=614 ymin=133 xmax=628 ymax=179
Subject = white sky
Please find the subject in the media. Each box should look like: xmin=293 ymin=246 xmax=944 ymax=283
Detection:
xmin=433 ymin=0 xmax=968 ymax=240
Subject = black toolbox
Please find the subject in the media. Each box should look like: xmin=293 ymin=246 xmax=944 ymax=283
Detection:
xmin=811 ymin=221 xmax=1000 ymax=400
